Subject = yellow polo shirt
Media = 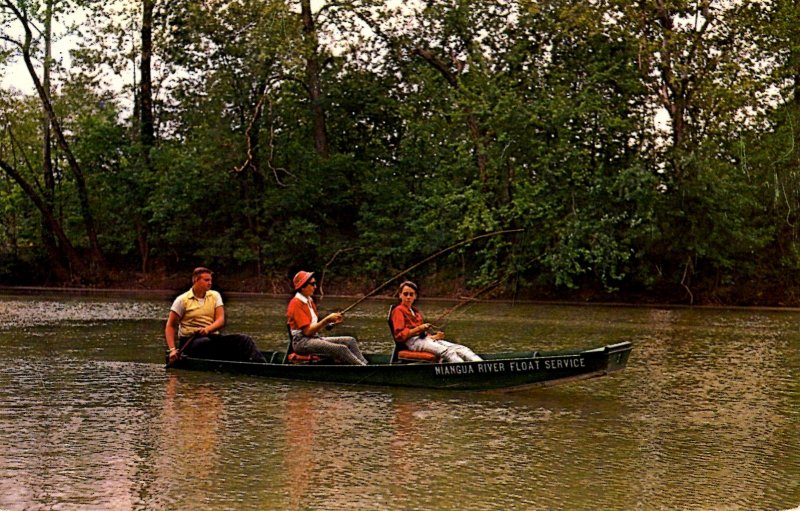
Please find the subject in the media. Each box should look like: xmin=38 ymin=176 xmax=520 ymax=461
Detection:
xmin=170 ymin=289 xmax=223 ymax=337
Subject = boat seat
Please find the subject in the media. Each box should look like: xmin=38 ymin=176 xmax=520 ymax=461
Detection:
xmin=396 ymin=349 xmax=438 ymax=362
xmin=387 ymin=305 xmax=439 ymax=364
xmin=286 ymin=352 xmax=323 ymax=363
xmin=284 ymin=325 xmax=330 ymax=364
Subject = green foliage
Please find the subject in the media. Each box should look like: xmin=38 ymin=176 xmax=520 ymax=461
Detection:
xmin=2 ymin=0 xmax=800 ymax=303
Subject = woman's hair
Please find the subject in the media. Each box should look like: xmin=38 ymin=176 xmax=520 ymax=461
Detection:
xmin=396 ymin=280 xmax=419 ymax=298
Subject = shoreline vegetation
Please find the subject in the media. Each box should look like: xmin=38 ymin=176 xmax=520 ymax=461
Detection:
xmin=3 ymin=273 xmax=799 ymax=311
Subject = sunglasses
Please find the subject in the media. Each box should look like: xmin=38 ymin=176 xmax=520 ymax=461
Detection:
xmin=308 ymin=281 xmax=317 ymax=287
xmin=401 ymin=292 xmax=416 ymax=297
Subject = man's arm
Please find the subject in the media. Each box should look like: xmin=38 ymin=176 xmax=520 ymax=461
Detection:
xmin=198 ymin=306 xmax=226 ymax=335
xmin=165 ymin=311 xmax=181 ymax=364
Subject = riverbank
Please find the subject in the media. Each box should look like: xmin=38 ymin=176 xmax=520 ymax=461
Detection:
xmin=4 ymin=262 xmax=798 ymax=307
xmin=3 ymin=284 xmax=800 ymax=312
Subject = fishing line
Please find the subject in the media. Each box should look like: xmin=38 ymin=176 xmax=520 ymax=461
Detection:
xmin=430 ymin=278 xmax=504 ymax=328
xmin=339 ymin=228 xmax=524 ymax=314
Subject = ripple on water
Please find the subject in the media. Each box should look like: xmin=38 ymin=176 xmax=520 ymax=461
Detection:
xmin=0 ymin=298 xmax=165 ymax=329
xmin=0 ymin=357 xmax=174 ymax=509
xmin=1 ymin=296 xmax=800 ymax=510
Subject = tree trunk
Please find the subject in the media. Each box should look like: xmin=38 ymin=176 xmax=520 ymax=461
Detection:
xmin=40 ymin=0 xmax=65 ymax=276
xmin=300 ymin=0 xmax=329 ymax=158
xmin=793 ymin=0 xmax=800 ymax=165
xmin=0 ymin=159 xmax=89 ymax=280
xmin=140 ymin=0 xmax=155 ymax=151
xmin=135 ymin=0 xmax=156 ymax=274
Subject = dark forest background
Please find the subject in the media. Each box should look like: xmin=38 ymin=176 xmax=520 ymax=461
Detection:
xmin=2 ymin=0 xmax=800 ymax=305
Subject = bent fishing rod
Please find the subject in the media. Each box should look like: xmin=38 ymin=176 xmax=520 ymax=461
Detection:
xmin=339 ymin=228 xmax=523 ymax=315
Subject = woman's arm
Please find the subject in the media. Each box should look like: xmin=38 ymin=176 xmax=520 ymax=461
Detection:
xmin=302 ymin=311 xmax=343 ymax=337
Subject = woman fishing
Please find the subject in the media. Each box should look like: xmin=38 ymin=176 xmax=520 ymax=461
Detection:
xmin=390 ymin=280 xmax=483 ymax=363
xmin=287 ymin=271 xmax=369 ymax=366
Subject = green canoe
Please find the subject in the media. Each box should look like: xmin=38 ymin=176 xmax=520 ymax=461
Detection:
xmin=168 ymin=341 xmax=632 ymax=392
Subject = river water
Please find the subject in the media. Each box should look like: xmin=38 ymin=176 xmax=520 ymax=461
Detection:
xmin=0 ymin=289 xmax=798 ymax=511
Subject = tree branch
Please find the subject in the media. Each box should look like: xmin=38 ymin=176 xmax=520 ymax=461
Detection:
xmin=413 ymin=47 xmax=459 ymax=87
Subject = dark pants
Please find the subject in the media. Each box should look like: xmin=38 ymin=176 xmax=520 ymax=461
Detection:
xmin=181 ymin=334 xmax=266 ymax=363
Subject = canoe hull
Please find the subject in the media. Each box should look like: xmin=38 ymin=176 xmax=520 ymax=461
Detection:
xmin=169 ymin=341 xmax=632 ymax=392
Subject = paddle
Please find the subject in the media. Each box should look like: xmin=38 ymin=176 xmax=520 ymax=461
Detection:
xmin=167 ymin=332 xmax=198 ymax=366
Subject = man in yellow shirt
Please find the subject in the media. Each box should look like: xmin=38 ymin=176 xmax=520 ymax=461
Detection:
xmin=165 ymin=267 xmax=265 ymax=365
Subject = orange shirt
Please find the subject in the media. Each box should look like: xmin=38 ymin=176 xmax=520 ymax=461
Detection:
xmin=390 ymin=303 xmax=424 ymax=343
xmin=287 ymin=295 xmax=319 ymax=332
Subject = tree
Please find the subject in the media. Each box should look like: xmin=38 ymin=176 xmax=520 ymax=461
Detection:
xmin=40 ymin=0 xmax=59 ymax=270
xmin=140 ymin=0 xmax=154 ymax=150
xmin=609 ymin=0 xmax=777 ymax=300
xmin=1 ymin=0 xmax=107 ymax=282
xmin=0 ymin=92 xmax=90 ymax=280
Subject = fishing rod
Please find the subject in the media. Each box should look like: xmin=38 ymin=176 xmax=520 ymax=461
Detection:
xmin=339 ymin=228 xmax=523 ymax=314
xmin=429 ymin=278 xmax=504 ymax=329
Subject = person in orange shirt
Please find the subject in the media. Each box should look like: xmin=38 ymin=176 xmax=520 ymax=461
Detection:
xmin=390 ymin=280 xmax=482 ymax=363
xmin=286 ymin=271 xmax=368 ymax=365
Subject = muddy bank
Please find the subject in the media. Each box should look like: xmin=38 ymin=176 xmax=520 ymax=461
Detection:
xmin=3 ymin=266 xmax=799 ymax=308
xmin=3 ymin=280 xmax=799 ymax=311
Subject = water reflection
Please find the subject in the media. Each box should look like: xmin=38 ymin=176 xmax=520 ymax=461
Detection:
xmin=165 ymin=375 xmax=223 ymax=470
xmin=0 ymin=295 xmax=164 ymax=329
xmin=281 ymin=386 xmax=396 ymax=510
xmin=274 ymin=383 xmax=640 ymax=511
xmin=628 ymin=308 xmax=799 ymax=508
xmin=284 ymin=389 xmax=317 ymax=510
xmin=152 ymin=375 xmax=224 ymax=509
xmin=0 ymin=357 xmax=167 ymax=509
xmin=0 ymin=292 xmax=799 ymax=510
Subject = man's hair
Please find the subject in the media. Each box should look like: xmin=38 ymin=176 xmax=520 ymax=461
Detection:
xmin=192 ymin=267 xmax=213 ymax=281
